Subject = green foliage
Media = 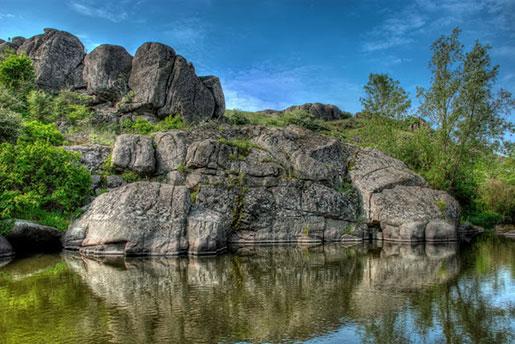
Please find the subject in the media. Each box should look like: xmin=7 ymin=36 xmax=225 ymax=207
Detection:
xmin=154 ymin=114 xmax=186 ymax=131
xmin=0 ymin=142 xmax=91 ymax=230
xmin=27 ymin=89 xmax=93 ymax=125
xmin=120 ymin=115 xmax=186 ymax=135
xmin=0 ymin=108 xmax=22 ymax=143
xmin=218 ymin=137 xmax=259 ymax=157
xmin=17 ymin=120 xmax=64 ymax=146
xmin=0 ymin=53 xmax=35 ymax=95
xmin=121 ymin=171 xmax=140 ymax=183
xmin=121 ymin=117 xmax=155 ymax=134
xmin=176 ymin=163 xmax=187 ymax=174
xmin=224 ymin=109 xmax=328 ymax=131
xmin=360 ymin=73 xmax=411 ymax=119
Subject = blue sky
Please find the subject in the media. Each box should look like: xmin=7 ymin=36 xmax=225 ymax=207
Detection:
xmin=1 ymin=0 xmax=514 ymax=118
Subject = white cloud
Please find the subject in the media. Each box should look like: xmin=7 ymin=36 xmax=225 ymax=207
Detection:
xmin=68 ymin=1 xmax=144 ymax=23
xmin=0 ymin=13 xmax=16 ymax=19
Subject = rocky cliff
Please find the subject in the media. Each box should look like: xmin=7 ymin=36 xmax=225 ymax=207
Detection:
xmin=0 ymin=28 xmax=225 ymax=122
xmin=64 ymin=125 xmax=460 ymax=256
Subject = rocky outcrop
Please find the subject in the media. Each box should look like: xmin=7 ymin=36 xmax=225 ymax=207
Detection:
xmin=263 ymin=103 xmax=351 ymax=120
xmin=83 ymin=44 xmax=132 ymax=101
xmin=64 ymin=144 xmax=111 ymax=173
xmin=8 ymin=28 xmax=225 ymax=122
xmin=65 ymin=125 xmax=460 ymax=256
xmin=0 ymin=236 xmax=14 ymax=257
xmin=17 ymin=28 xmax=86 ymax=90
xmin=111 ymin=134 xmax=155 ymax=174
xmin=6 ymin=220 xmax=63 ymax=253
xmin=349 ymin=147 xmax=460 ymax=242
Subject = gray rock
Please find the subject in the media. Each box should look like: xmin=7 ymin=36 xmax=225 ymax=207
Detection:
xmin=128 ymin=42 xmax=176 ymax=111
xmin=263 ymin=103 xmax=351 ymax=121
xmin=83 ymin=44 xmax=132 ymax=101
xmin=67 ymin=126 xmax=463 ymax=256
xmin=425 ymin=220 xmax=458 ymax=242
xmin=10 ymin=36 xmax=26 ymax=48
xmin=112 ymin=134 xmax=155 ymax=174
xmin=6 ymin=220 xmax=62 ymax=253
xmin=0 ymin=236 xmax=14 ymax=257
xmin=201 ymin=76 xmax=226 ymax=119
xmin=66 ymin=182 xmax=191 ymax=256
xmin=64 ymin=144 xmax=111 ymax=173
xmin=159 ymin=55 xmax=215 ymax=122
xmin=106 ymin=175 xmax=125 ymax=188
xmin=348 ymin=147 xmax=426 ymax=219
xmin=187 ymin=209 xmax=228 ymax=254
xmin=18 ymin=28 xmax=85 ymax=90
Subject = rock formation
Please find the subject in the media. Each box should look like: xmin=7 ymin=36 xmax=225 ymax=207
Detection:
xmin=3 ymin=28 xmax=225 ymax=122
xmin=64 ymin=125 xmax=460 ymax=256
xmin=0 ymin=236 xmax=14 ymax=258
xmin=262 ymin=103 xmax=351 ymax=120
xmin=6 ymin=220 xmax=63 ymax=253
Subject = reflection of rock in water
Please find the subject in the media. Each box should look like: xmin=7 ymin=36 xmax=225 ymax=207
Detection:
xmin=352 ymin=242 xmax=459 ymax=317
xmin=64 ymin=245 xmax=365 ymax=344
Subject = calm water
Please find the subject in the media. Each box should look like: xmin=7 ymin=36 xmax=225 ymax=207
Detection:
xmin=0 ymin=235 xmax=513 ymax=344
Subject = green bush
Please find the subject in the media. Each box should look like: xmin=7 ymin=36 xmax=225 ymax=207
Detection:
xmin=154 ymin=114 xmax=186 ymax=131
xmin=0 ymin=108 xmax=22 ymax=143
xmin=0 ymin=142 xmax=91 ymax=229
xmin=17 ymin=121 xmax=64 ymax=146
xmin=0 ymin=53 xmax=35 ymax=95
xmin=27 ymin=89 xmax=55 ymax=121
xmin=0 ymin=85 xmax=25 ymax=113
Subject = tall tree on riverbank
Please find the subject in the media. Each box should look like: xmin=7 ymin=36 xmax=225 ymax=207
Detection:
xmin=417 ymin=28 xmax=514 ymax=194
xmin=360 ymin=73 xmax=411 ymax=119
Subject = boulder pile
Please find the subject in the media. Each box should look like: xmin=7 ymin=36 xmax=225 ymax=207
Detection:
xmin=1 ymin=28 xmax=225 ymax=122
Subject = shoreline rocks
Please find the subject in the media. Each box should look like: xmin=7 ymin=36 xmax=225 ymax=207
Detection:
xmin=6 ymin=220 xmax=63 ymax=253
xmin=64 ymin=125 xmax=461 ymax=256
xmin=0 ymin=236 xmax=14 ymax=258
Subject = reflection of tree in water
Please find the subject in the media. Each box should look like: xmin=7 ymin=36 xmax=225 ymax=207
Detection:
xmin=0 ymin=254 xmax=111 ymax=343
xmin=358 ymin=236 xmax=514 ymax=344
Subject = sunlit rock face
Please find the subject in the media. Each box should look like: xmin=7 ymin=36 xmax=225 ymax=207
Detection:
xmin=65 ymin=126 xmax=461 ymax=256
xmin=64 ymin=245 xmax=365 ymax=343
xmin=348 ymin=147 xmax=460 ymax=242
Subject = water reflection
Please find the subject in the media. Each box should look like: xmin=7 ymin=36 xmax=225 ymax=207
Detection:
xmin=0 ymin=237 xmax=513 ymax=344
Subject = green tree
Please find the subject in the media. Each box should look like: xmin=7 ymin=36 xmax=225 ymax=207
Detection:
xmin=0 ymin=52 xmax=35 ymax=96
xmin=360 ymin=73 xmax=411 ymax=119
xmin=417 ymin=28 xmax=514 ymax=195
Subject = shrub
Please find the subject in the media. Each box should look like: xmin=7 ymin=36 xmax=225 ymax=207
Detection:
xmin=27 ymin=89 xmax=55 ymax=121
xmin=0 ymin=108 xmax=22 ymax=143
xmin=0 ymin=85 xmax=25 ymax=113
xmin=154 ymin=114 xmax=186 ymax=131
xmin=121 ymin=118 xmax=154 ymax=134
xmin=0 ymin=142 xmax=91 ymax=223
xmin=282 ymin=109 xmax=328 ymax=131
xmin=218 ymin=137 xmax=259 ymax=157
xmin=0 ymin=53 xmax=35 ymax=95
xmin=17 ymin=121 xmax=64 ymax=146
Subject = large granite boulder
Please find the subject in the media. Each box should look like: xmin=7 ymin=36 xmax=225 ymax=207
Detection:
xmin=18 ymin=28 xmax=86 ymax=90
xmin=128 ymin=42 xmax=176 ymax=111
xmin=349 ymin=147 xmax=460 ymax=242
xmin=6 ymin=220 xmax=62 ymax=253
xmin=64 ymin=144 xmax=111 ymax=173
xmin=83 ymin=44 xmax=132 ymax=101
xmin=0 ymin=236 xmax=14 ymax=257
xmin=127 ymin=42 xmax=220 ymax=122
xmin=65 ymin=182 xmax=192 ymax=256
xmin=111 ymin=134 xmax=155 ymax=174
xmin=158 ymin=55 xmax=215 ymax=121
xmin=200 ymin=76 xmax=226 ymax=119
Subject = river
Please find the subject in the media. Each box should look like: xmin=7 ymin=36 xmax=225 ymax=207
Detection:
xmin=0 ymin=234 xmax=513 ymax=343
